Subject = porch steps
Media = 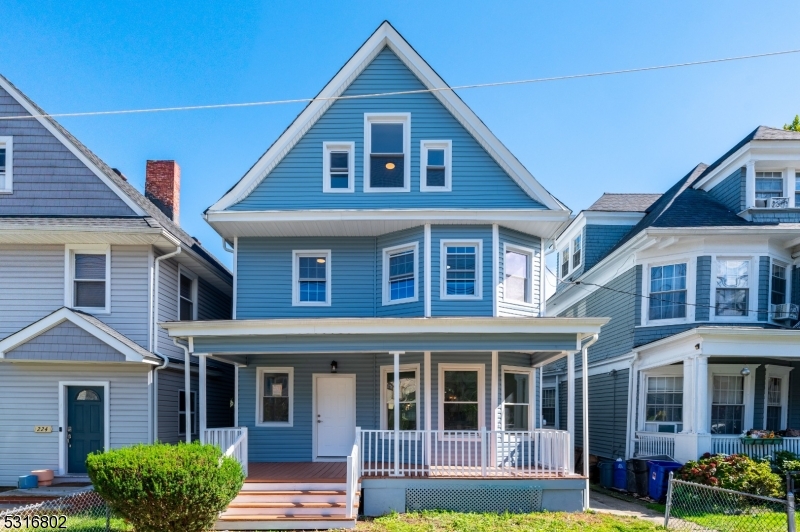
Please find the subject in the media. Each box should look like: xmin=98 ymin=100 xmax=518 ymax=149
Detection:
xmin=216 ymin=482 xmax=358 ymax=530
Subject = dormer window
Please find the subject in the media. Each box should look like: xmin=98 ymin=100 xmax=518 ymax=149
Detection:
xmin=0 ymin=137 xmax=12 ymax=194
xmin=364 ymin=114 xmax=410 ymax=192
xmin=795 ymin=172 xmax=800 ymax=206
xmin=322 ymin=142 xmax=354 ymax=193
xmin=560 ymin=248 xmax=569 ymax=278
xmin=755 ymin=171 xmax=784 ymax=206
xmin=420 ymin=140 xmax=452 ymax=191
xmin=571 ymin=235 xmax=582 ymax=269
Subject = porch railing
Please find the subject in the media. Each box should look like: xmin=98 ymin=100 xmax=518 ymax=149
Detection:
xmin=635 ymin=431 xmax=676 ymax=459
xmin=204 ymin=427 xmax=248 ymax=477
xmin=346 ymin=428 xmax=361 ymax=519
xmin=711 ymin=435 xmax=800 ymax=458
xmin=359 ymin=428 xmax=571 ymax=478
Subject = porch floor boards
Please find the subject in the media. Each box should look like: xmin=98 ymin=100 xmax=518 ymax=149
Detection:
xmin=246 ymin=462 xmax=347 ymax=483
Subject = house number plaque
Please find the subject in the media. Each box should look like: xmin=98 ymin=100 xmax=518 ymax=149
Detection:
xmin=34 ymin=426 xmax=52 ymax=433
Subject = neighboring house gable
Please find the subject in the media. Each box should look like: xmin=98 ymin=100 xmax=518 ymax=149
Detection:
xmin=5 ymin=320 xmax=125 ymax=362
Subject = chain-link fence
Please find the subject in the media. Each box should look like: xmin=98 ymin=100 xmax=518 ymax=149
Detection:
xmin=664 ymin=473 xmax=795 ymax=532
xmin=0 ymin=489 xmax=122 ymax=532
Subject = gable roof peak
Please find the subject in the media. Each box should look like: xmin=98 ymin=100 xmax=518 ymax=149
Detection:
xmin=208 ymin=21 xmax=567 ymax=213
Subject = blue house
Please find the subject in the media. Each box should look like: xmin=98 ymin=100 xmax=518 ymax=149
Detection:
xmin=544 ymin=126 xmax=800 ymax=471
xmin=162 ymin=22 xmax=606 ymax=530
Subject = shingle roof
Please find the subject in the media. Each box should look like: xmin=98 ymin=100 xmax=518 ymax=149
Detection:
xmin=697 ymin=126 xmax=800 ymax=180
xmin=0 ymin=216 xmax=159 ymax=230
xmin=587 ymin=193 xmax=662 ymax=212
xmin=0 ymin=74 xmax=231 ymax=280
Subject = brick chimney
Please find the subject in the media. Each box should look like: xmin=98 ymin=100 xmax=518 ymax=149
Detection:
xmin=145 ymin=160 xmax=180 ymax=223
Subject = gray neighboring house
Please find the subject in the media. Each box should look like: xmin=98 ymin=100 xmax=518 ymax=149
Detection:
xmin=544 ymin=126 xmax=800 ymax=464
xmin=0 ymin=74 xmax=234 ymax=485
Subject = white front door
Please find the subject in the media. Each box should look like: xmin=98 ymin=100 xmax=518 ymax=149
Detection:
xmin=315 ymin=375 xmax=356 ymax=458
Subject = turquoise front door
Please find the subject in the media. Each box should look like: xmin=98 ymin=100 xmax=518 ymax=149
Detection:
xmin=67 ymin=386 xmax=104 ymax=474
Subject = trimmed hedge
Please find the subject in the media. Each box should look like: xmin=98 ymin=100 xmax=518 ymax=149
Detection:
xmin=87 ymin=442 xmax=244 ymax=532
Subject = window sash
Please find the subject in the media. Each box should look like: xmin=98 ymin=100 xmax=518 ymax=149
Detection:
xmin=388 ymin=249 xmax=415 ymax=302
xmin=503 ymin=371 xmax=530 ymax=430
xmin=572 ymin=236 xmax=582 ymax=269
xmin=385 ymin=369 xmax=417 ymax=430
xmin=755 ymin=174 xmax=784 ymax=199
xmin=178 ymin=391 xmax=197 ymax=435
xmin=504 ymin=250 xmax=529 ymax=303
xmin=442 ymin=370 xmax=479 ymax=430
xmin=297 ymin=255 xmax=328 ymax=303
xmin=771 ymin=264 xmax=787 ymax=306
xmin=560 ymin=249 xmax=569 ymax=278
xmin=445 ymin=246 xmax=477 ymax=296
xmin=645 ymin=376 xmax=683 ymax=426
xmin=261 ymin=372 xmax=291 ymax=424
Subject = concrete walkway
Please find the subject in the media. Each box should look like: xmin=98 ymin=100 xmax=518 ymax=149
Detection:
xmin=590 ymin=490 xmax=665 ymax=526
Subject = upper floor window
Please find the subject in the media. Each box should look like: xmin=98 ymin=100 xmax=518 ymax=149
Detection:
xmin=649 ymin=263 xmax=687 ymax=320
xmin=292 ymin=250 xmax=331 ymax=306
xmin=560 ymin=248 xmax=569 ymax=278
xmin=67 ymin=246 xmax=110 ymax=313
xmin=715 ymin=259 xmax=749 ymax=317
xmin=364 ymin=114 xmax=410 ymax=192
xmin=571 ymin=235 xmax=582 ymax=269
xmin=771 ymin=262 xmax=787 ymax=306
xmin=795 ymin=172 xmax=800 ymax=207
xmin=381 ymin=364 xmax=419 ymax=430
xmin=179 ymin=270 xmax=197 ymax=321
xmin=383 ymin=243 xmax=418 ymax=305
xmin=504 ymin=246 xmax=533 ymax=304
xmin=441 ymin=241 xmax=482 ymax=300
xmin=755 ymin=171 xmax=784 ymax=207
xmin=558 ymin=230 xmax=583 ymax=280
xmin=420 ymin=140 xmax=452 ymax=191
xmin=322 ymin=142 xmax=355 ymax=193
xmin=644 ymin=376 xmax=683 ymax=433
xmin=0 ymin=136 xmax=12 ymax=194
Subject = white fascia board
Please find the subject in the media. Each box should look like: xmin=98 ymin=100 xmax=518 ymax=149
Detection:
xmin=0 ymin=77 xmax=146 ymax=217
xmin=160 ymin=316 xmax=609 ymax=338
xmin=206 ymin=208 xmax=568 ymax=224
xmin=208 ymin=22 xmax=567 ymax=213
xmin=647 ymin=226 xmax=800 ymax=237
xmin=0 ymin=308 xmax=155 ymax=364
xmin=694 ymin=140 xmax=800 ymax=191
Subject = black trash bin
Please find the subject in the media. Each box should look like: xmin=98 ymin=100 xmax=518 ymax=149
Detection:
xmin=631 ymin=457 xmax=669 ymax=496
xmin=626 ymin=460 xmax=638 ymax=493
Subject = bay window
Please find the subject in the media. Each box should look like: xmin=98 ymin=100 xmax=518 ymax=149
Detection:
xmin=715 ymin=259 xmax=749 ymax=316
xmin=771 ymin=262 xmax=787 ymax=306
xmin=711 ymin=375 xmax=744 ymax=434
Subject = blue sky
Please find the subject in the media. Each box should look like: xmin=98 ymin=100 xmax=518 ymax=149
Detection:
xmin=2 ymin=1 xmax=799 ymax=267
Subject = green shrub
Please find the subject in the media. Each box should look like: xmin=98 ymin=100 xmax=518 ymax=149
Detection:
xmin=772 ymin=450 xmax=800 ymax=476
xmin=677 ymin=453 xmax=784 ymax=497
xmin=87 ymin=442 xmax=244 ymax=532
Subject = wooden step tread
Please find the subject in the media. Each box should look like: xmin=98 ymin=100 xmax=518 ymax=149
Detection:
xmin=237 ymin=490 xmax=347 ymax=496
xmin=219 ymin=514 xmax=356 ymax=521
xmin=229 ymin=502 xmax=347 ymax=509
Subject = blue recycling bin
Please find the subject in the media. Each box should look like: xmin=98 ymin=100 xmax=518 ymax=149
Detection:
xmin=612 ymin=459 xmax=627 ymax=490
xmin=18 ymin=475 xmax=38 ymax=489
xmin=648 ymin=460 xmax=682 ymax=501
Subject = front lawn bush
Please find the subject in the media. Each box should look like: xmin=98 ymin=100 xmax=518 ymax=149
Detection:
xmin=87 ymin=442 xmax=244 ymax=532
xmin=772 ymin=450 xmax=800 ymax=476
xmin=677 ymin=453 xmax=784 ymax=497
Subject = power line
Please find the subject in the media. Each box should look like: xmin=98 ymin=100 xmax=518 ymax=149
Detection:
xmin=2 ymin=47 xmax=800 ymax=121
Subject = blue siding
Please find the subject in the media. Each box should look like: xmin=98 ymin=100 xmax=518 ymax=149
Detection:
xmin=758 ymin=256 xmax=770 ymax=321
xmin=231 ymin=48 xmax=543 ymax=211
xmin=708 ymin=167 xmax=746 ymax=213
xmin=376 ymin=227 xmax=424 ymax=317
xmin=497 ymin=228 xmax=542 ymax=317
xmin=695 ymin=256 xmax=711 ymax=321
xmin=431 ymin=225 xmax=493 ymax=316
xmin=586 ymin=370 xmax=629 ymax=459
xmin=583 ymin=224 xmax=636 ymax=272
xmin=750 ymin=211 xmax=800 ymax=223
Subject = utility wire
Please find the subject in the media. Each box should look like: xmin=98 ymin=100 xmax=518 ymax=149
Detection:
xmin=2 ymin=47 xmax=800 ymax=121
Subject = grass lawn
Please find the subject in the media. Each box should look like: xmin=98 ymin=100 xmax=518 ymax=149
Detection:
xmin=356 ymin=510 xmax=662 ymax=531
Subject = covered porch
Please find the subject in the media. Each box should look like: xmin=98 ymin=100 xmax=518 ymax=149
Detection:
xmin=630 ymin=327 xmax=800 ymax=463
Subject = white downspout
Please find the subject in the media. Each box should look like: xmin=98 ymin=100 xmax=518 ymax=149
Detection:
xmin=581 ymin=333 xmax=599 ymax=511
xmin=174 ymin=337 xmax=194 ymax=443
xmin=625 ymin=353 xmax=639 ymax=460
xmin=151 ymin=246 xmax=182 ymax=442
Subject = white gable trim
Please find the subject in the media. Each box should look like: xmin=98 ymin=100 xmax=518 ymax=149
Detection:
xmin=0 ymin=307 xmax=156 ymax=363
xmin=208 ymin=22 xmax=566 ymax=213
xmin=0 ymin=76 xmax=146 ymax=216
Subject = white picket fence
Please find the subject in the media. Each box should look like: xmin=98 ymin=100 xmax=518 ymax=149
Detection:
xmin=635 ymin=432 xmax=676 ymax=459
xmin=711 ymin=435 xmax=800 ymax=459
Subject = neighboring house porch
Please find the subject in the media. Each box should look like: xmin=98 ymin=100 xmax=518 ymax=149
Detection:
xmin=630 ymin=327 xmax=800 ymax=463
xmin=162 ymin=316 xmax=606 ymax=529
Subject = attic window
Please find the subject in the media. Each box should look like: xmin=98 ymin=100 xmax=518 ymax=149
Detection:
xmin=179 ymin=269 xmax=197 ymax=321
xmin=0 ymin=137 xmax=12 ymax=194
xmin=364 ymin=114 xmax=410 ymax=192
xmin=755 ymin=171 xmax=784 ymax=204
xmin=322 ymin=142 xmax=354 ymax=193
xmin=560 ymin=248 xmax=569 ymax=278
xmin=420 ymin=140 xmax=452 ymax=191
xmin=572 ymin=235 xmax=582 ymax=269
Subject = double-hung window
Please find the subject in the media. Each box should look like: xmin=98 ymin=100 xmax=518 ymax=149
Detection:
xmin=766 ymin=377 xmax=783 ymax=431
xmin=381 ymin=365 xmax=418 ymax=430
xmin=649 ymin=263 xmax=687 ymax=320
xmin=293 ymin=250 xmax=331 ymax=306
xmin=257 ymin=367 xmax=293 ymax=426
xmin=711 ymin=375 xmax=744 ymax=434
xmin=439 ymin=365 xmax=484 ymax=431
xmin=0 ymin=136 xmax=12 ymax=193
xmin=795 ymin=172 xmax=800 ymax=207
xmin=178 ymin=390 xmax=197 ymax=435
xmin=364 ymin=114 xmax=410 ymax=191
xmin=771 ymin=262 xmax=787 ymax=307
xmin=572 ymin=235 xmax=582 ymax=269
xmin=644 ymin=376 xmax=683 ymax=432
xmin=420 ymin=140 xmax=451 ymax=191
xmin=560 ymin=248 xmax=569 ymax=279
xmin=541 ymin=388 xmax=556 ymax=427
xmin=441 ymin=241 xmax=481 ymax=299
xmin=179 ymin=270 xmax=197 ymax=321
xmin=322 ymin=142 xmax=354 ymax=192
xmin=755 ymin=171 xmax=784 ymax=201
xmin=715 ymin=259 xmax=749 ymax=316
xmin=68 ymin=246 xmax=110 ymax=313
xmin=504 ymin=247 xmax=532 ymax=304
xmin=383 ymin=243 xmax=418 ymax=305
xmin=502 ymin=368 xmax=532 ymax=430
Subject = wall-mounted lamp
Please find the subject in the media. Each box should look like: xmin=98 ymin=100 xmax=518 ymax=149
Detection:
xmin=330 ymin=360 xmax=338 ymax=374
xmin=694 ymin=343 xmax=700 ymax=350
xmin=741 ymin=367 xmax=751 ymax=377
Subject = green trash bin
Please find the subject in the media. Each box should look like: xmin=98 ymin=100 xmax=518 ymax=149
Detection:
xmin=598 ymin=461 xmax=614 ymax=488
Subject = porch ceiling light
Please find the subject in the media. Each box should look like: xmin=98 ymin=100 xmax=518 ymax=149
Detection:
xmin=741 ymin=367 xmax=751 ymax=376
xmin=331 ymin=360 xmax=338 ymax=373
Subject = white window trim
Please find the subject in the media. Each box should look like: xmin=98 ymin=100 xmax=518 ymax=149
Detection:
xmin=420 ymin=140 xmax=452 ymax=192
xmin=710 ymin=255 xmax=757 ymax=323
xmin=637 ymin=365 xmax=684 ymax=433
xmin=363 ymin=113 xmax=411 ymax=193
xmin=177 ymin=265 xmax=199 ymax=321
xmin=322 ymin=142 xmax=355 ymax=193
xmin=178 ymin=389 xmax=198 ymax=436
xmin=557 ymin=228 xmax=584 ymax=280
xmin=382 ymin=242 xmax=419 ymax=306
xmin=256 ymin=367 xmax=294 ymax=427
xmin=440 ymin=239 xmax=483 ymax=301
xmin=64 ymin=244 xmax=111 ymax=314
xmin=541 ymin=386 xmax=558 ymax=428
xmin=500 ymin=365 xmax=535 ymax=431
xmin=438 ymin=363 xmax=485 ymax=432
xmin=57 ymin=380 xmax=110 ymax=475
xmin=379 ymin=363 xmax=421 ymax=431
xmin=571 ymin=234 xmax=582 ymax=270
xmin=763 ymin=365 xmax=793 ymax=430
xmin=707 ymin=364 xmax=759 ymax=434
xmin=753 ymin=170 xmax=789 ymax=208
xmin=292 ymin=250 xmax=332 ymax=307
xmin=0 ymin=136 xmax=13 ymax=194
xmin=502 ymin=243 xmax=535 ymax=306
xmin=641 ymin=256 xmax=696 ymax=326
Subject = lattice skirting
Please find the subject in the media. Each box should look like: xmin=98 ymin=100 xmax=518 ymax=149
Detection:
xmin=406 ymin=487 xmax=543 ymax=513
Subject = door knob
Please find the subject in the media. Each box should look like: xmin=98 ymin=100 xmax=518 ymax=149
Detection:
xmin=318 ymin=419 xmax=323 ymax=423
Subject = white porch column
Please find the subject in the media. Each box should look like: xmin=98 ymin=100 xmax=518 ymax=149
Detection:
xmin=787 ymin=167 xmax=796 ymax=207
xmin=424 ymin=351 xmax=432 ymax=466
xmin=567 ymin=351 xmax=576 ymax=472
xmin=696 ymin=355 xmax=709 ymax=433
xmin=391 ymin=351 xmax=404 ymax=476
xmin=199 ymin=354 xmax=207 ymax=443
xmin=681 ymin=357 xmax=695 ymax=434
xmin=745 ymin=160 xmax=756 ymax=210
xmin=185 ymin=339 xmax=193 ymax=443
